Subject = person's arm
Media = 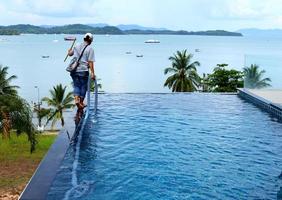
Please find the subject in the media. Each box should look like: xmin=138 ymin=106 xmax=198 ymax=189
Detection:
xmin=88 ymin=61 xmax=95 ymax=80
xmin=88 ymin=48 xmax=96 ymax=80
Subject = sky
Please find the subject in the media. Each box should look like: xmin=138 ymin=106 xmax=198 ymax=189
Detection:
xmin=0 ymin=0 xmax=281 ymax=31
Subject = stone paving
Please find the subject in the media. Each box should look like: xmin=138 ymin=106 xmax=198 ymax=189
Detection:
xmin=248 ymin=89 xmax=282 ymax=106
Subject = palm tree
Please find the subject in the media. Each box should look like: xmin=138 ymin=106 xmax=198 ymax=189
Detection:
xmin=0 ymin=96 xmax=36 ymax=150
xmin=243 ymin=64 xmax=271 ymax=89
xmin=0 ymin=66 xmax=18 ymax=96
xmin=164 ymin=50 xmax=201 ymax=92
xmin=34 ymin=107 xmax=51 ymax=128
xmin=42 ymin=84 xmax=74 ymax=129
xmin=0 ymin=66 xmax=36 ymax=152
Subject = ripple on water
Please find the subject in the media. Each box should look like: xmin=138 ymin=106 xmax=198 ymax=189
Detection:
xmin=47 ymin=94 xmax=282 ymax=200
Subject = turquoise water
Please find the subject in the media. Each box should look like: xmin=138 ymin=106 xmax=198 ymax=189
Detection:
xmin=0 ymin=34 xmax=282 ymax=103
xmin=47 ymin=94 xmax=282 ymax=200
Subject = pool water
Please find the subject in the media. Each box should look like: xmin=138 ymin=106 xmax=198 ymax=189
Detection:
xmin=48 ymin=94 xmax=282 ymax=200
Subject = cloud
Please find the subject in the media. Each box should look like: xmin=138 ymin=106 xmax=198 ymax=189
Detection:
xmin=0 ymin=0 xmax=281 ymax=30
xmin=209 ymin=0 xmax=282 ymax=20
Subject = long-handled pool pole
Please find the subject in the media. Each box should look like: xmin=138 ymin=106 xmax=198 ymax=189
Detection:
xmin=64 ymin=38 xmax=76 ymax=62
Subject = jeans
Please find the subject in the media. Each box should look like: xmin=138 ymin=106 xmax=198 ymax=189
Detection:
xmin=71 ymin=71 xmax=89 ymax=99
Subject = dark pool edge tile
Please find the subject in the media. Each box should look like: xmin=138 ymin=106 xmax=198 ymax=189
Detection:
xmin=19 ymin=111 xmax=77 ymax=200
xmin=238 ymin=88 xmax=282 ymax=121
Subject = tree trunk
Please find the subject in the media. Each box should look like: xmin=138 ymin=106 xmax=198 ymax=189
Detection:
xmin=2 ymin=112 xmax=11 ymax=139
xmin=60 ymin=111 xmax=64 ymax=127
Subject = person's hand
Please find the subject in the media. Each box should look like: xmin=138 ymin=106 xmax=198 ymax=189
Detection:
xmin=91 ymin=73 xmax=96 ymax=80
xmin=68 ymin=49 xmax=73 ymax=55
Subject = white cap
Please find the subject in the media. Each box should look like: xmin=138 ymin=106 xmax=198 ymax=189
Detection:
xmin=84 ymin=33 xmax=93 ymax=41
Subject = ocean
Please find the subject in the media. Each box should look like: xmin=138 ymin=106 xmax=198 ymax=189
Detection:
xmin=0 ymin=34 xmax=281 ymax=103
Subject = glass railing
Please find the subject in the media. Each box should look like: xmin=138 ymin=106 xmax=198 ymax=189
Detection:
xmin=244 ymin=54 xmax=282 ymax=90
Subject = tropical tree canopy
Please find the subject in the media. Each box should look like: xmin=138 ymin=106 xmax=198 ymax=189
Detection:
xmin=42 ymin=84 xmax=74 ymax=129
xmin=243 ymin=64 xmax=271 ymax=89
xmin=0 ymin=65 xmax=36 ymax=153
xmin=206 ymin=64 xmax=244 ymax=92
xmin=164 ymin=50 xmax=201 ymax=92
xmin=0 ymin=66 xmax=18 ymax=96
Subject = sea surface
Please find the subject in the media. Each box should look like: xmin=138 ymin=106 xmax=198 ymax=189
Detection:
xmin=0 ymin=34 xmax=281 ymax=103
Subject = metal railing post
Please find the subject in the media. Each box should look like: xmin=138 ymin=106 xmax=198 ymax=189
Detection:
xmin=86 ymin=73 xmax=98 ymax=115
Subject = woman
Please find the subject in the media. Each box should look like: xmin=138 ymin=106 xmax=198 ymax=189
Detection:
xmin=68 ymin=33 xmax=95 ymax=120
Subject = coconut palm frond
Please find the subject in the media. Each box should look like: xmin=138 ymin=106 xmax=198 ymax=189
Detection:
xmin=244 ymin=64 xmax=272 ymax=89
xmin=164 ymin=50 xmax=200 ymax=92
xmin=42 ymin=84 xmax=74 ymax=129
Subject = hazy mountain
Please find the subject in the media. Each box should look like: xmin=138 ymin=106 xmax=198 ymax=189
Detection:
xmin=117 ymin=24 xmax=167 ymax=31
xmin=124 ymin=29 xmax=242 ymax=36
xmin=238 ymin=28 xmax=282 ymax=37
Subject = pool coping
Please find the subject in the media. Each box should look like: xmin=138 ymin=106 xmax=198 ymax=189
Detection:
xmin=238 ymin=88 xmax=282 ymax=121
xmin=19 ymin=111 xmax=79 ymax=200
xmin=20 ymin=77 xmax=98 ymax=200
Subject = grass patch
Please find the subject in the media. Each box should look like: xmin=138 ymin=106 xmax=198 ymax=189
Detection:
xmin=0 ymin=132 xmax=57 ymax=197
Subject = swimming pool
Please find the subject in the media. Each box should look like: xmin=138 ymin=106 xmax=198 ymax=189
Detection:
xmin=47 ymin=94 xmax=282 ymax=200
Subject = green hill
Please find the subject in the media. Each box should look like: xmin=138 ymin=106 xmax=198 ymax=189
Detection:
xmin=0 ymin=24 xmax=243 ymax=36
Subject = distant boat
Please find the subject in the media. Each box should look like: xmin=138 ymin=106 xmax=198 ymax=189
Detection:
xmin=126 ymin=52 xmax=132 ymax=54
xmin=145 ymin=39 xmax=160 ymax=43
xmin=42 ymin=55 xmax=50 ymax=58
xmin=136 ymin=55 xmax=143 ymax=58
xmin=64 ymin=36 xmax=76 ymax=41
xmin=0 ymin=38 xmax=8 ymax=42
xmin=195 ymin=49 xmax=200 ymax=52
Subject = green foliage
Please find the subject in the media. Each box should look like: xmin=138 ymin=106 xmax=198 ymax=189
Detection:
xmin=243 ymin=64 xmax=271 ymax=89
xmin=37 ymin=108 xmax=51 ymax=121
xmin=0 ymin=24 xmax=124 ymax=35
xmin=49 ymin=24 xmax=124 ymax=34
xmin=205 ymin=64 xmax=244 ymax=92
xmin=0 ymin=96 xmax=36 ymax=152
xmin=0 ymin=65 xmax=36 ymax=153
xmin=7 ymin=24 xmax=45 ymax=34
xmin=42 ymin=84 xmax=74 ymax=129
xmin=33 ymin=107 xmax=51 ymax=128
xmin=164 ymin=50 xmax=201 ymax=92
xmin=0 ymin=66 xmax=18 ymax=96
xmin=0 ymin=29 xmax=20 ymax=35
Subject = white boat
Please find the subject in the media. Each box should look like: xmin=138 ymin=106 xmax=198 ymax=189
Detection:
xmin=64 ymin=36 xmax=76 ymax=41
xmin=145 ymin=39 xmax=160 ymax=43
